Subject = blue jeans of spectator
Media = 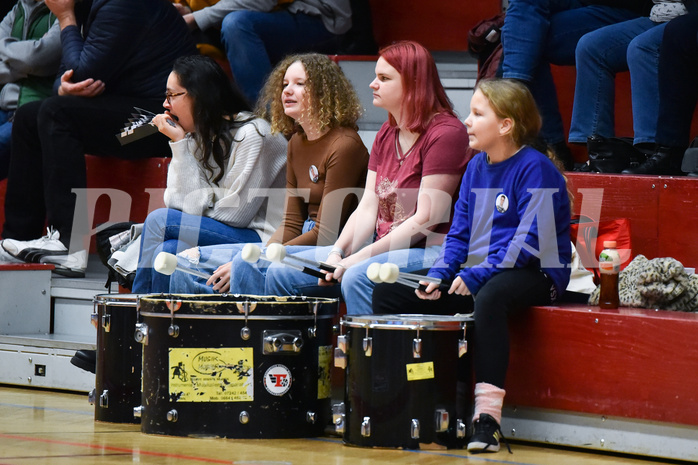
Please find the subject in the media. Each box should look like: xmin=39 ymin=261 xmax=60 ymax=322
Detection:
xmin=501 ymin=0 xmax=640 ymax=144
xmin=169 ymin=219 xmax=316 ymax=294
xmin=569 ymin=18 xmax=666 ymax=145
xmin=265 ymin=245 xmax=442 ymax=315
xmin=132 ymin=208 xmax=260 ymax=293
xmin=0 ymin=110 xmax=13 ymax=180
xmin=220 ymin=10 xmax=334 ymax=104
xmin=656 ymin=11 xmax=698 ymax=148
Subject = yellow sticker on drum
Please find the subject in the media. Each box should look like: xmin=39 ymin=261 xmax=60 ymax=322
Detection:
xmin=168 ymin=348 xmax=253 ymax=402
xmin=317 ymin=345 xmax=332 ymax=399
xmin=406 ymin=361 xmax=435 ymax=381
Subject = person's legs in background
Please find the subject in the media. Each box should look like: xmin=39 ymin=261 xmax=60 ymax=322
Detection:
xmin=38 ymin=95 xmax=170 ymax=252
xmin=502 ymin=1 xmax=641 ymax=169
xmin=639 ymin=12 xmax=698 ymax=175
xmin=2 ymin=100 xmax=46 ymax=241
xmin=500 ymin=0 xmax=586 ymax=82
xmin=655 ymin=11 xmax=698 ymax=149
xmin=568 ymin=18 xmax=657 ymax=144
xmin=2 ymin=94 xmax=171 ymax=274
xmin=220 ymin=9 xmax=333 ymax=104
xmin=0 ymin=110 xmax=13 ymax=181
xmin=628 ymin=22 xmax=668 ymax=147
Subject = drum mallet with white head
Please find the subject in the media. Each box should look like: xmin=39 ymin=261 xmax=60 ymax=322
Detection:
xmin=154 ymin=252 xmax=211 ymax=280
xmin=371 ymin=262 xmax=451 ymax=292
xmin=241 ymin=243 xmax=337 ymax=282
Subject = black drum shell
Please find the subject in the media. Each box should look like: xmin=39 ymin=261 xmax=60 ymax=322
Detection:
xmin=94 ymin=293 xmax=142 ymax=424
xmin=138 ymin=294 xmax=338 ymax=439
xmin=342 ymin=314 xmax=473 ymax=449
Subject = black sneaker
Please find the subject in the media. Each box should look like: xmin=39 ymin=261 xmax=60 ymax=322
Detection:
xmin=467 ymin=413 xmax=512 ymax=454
xmin=71 ymin=349 xmax=97 ymax=374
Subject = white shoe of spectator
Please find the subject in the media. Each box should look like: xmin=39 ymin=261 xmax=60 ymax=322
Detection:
xmin=1 ymin=227 xmax=68 ymax=262
xmin=40 ymin=249 xmax=88 ymax=278
xmin=0 ymin=241 xmax=23 ymax=264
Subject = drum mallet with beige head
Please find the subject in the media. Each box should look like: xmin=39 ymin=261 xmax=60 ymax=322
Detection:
xmin=241 ymin=243 xmax=337 ymax=281
xmin=365 ymin=262 xmax=418 ymax=288
xmin=371 ymin=262 xmax=451 ymax=292
xmin=154 ymin=252 xmax=211 ymax=280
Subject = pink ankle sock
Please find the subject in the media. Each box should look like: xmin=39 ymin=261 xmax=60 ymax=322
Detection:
xmin=473 ymin=382 xmax=505 ymax=425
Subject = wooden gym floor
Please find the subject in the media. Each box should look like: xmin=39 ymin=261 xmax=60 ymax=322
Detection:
xmin=0 ymin=385 xmax=680 ymax=465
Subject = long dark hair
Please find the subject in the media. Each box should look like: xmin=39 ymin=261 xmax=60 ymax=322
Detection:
xmin=172 ymin=55 xmax=253 ymax=184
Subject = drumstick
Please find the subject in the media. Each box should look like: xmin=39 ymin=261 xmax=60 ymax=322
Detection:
xmin=372 ymin=262 xmax=452 ymax=293
xmin=366 ymin=262 xmax=416 ymax=288
xmin=154 ymin=252 xmax=211 ymax=280
xmin=265 ymin=243 xmax=336 ymax=273
xmin=378 ymin=263 xmax=443 ymax=285
xmin=240 ymin=243 xmax=335 ymax=282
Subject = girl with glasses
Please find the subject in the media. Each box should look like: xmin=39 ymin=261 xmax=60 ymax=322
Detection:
xmin=132 ymin=54 xmax=288 ymax=292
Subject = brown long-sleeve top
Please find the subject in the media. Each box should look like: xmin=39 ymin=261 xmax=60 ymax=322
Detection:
xmin=268 ymin=126 xmax=369 ymax=246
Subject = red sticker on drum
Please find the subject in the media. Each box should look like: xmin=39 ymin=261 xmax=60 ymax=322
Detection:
xmin=263 ymin=364 xmax=292 ymax=396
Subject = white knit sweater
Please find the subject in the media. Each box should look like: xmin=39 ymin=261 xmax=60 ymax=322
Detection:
xmin=163 ymin=113 xmax=288 ymax=243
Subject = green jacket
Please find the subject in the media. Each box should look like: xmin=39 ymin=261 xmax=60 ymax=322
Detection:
xmin=0 ymin=0 xmax=61 ymax=110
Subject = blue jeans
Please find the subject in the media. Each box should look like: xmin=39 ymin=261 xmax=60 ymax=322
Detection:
xmin=569 ymin=18 xmax=666 ymax=145
xmin=131 ymin=208 xmax=260 ymax=293
xmin=501 ymin=0 xmax=641 ymax=143
xmin=656 ymin=12 xmax=698 ymax=148
xmin=220 ymin=10 xmax=334 ymax=104
xmin=0 ymin=110 xmax=13 ymax=180
xmin=169 ymin=219 xmax=316 ymax=294
xmin=265 ymin=246 xmax=442 ymax=315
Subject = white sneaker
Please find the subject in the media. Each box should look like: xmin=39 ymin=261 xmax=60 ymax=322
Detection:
xmin=40 ymin=249 xmax=88 ymax=278
xmin=0 ymin=242 xmax=23 ymax=264
xmin=1 ymin=227 xmax=68 ymax=262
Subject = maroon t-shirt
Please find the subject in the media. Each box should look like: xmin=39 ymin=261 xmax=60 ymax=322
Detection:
xmin=368 ymin=112 xmax=471 ymax=244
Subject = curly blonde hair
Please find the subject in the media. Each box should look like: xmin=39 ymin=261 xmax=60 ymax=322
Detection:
xmin=255 ymin=53 xmax=363 ymax=138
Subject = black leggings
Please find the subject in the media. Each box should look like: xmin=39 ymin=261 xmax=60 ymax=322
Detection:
xmin=372 ymin=267 xmax=555 ymax=389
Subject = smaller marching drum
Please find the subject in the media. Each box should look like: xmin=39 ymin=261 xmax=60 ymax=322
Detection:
xmin=92 ymin=293 xmax=142 ymax=423
xmin=334 ymin=313 xmax=473 ymax=449
xmin=134 ymin=294 xmax=338 ymax=439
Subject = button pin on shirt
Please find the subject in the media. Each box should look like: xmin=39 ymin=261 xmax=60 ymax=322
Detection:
xmin=496 ymin=194 xmax=509 ymax=213
xmin=309 ymin=165 xmax=319 ymax=183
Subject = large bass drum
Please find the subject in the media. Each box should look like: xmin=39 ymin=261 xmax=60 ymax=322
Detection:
xmin=135 ymin=294 xmax=338 ymax=438
xmin=93 ymin=293 xmax=142 ymax=423
xmin=334 ymin=313 xmax=473 ymax=449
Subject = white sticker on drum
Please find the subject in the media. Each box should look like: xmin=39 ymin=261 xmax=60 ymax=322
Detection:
xmin=263 ymin=364 xmax=292 ymax=396
xmin=168 ymin=348 xmax=253 ymax=402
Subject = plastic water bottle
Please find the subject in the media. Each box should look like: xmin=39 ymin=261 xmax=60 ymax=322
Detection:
xmin=598 ymin=241 xmax=620 ymax=309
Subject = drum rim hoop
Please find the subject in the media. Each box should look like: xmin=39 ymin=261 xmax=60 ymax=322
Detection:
xmin=138 ymin=294 xmax=339 ymax=305
xmin=341 ymin=313 xmax=473 ymax=331
xmin=138 ymin=312 xmax=335 ymax=321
